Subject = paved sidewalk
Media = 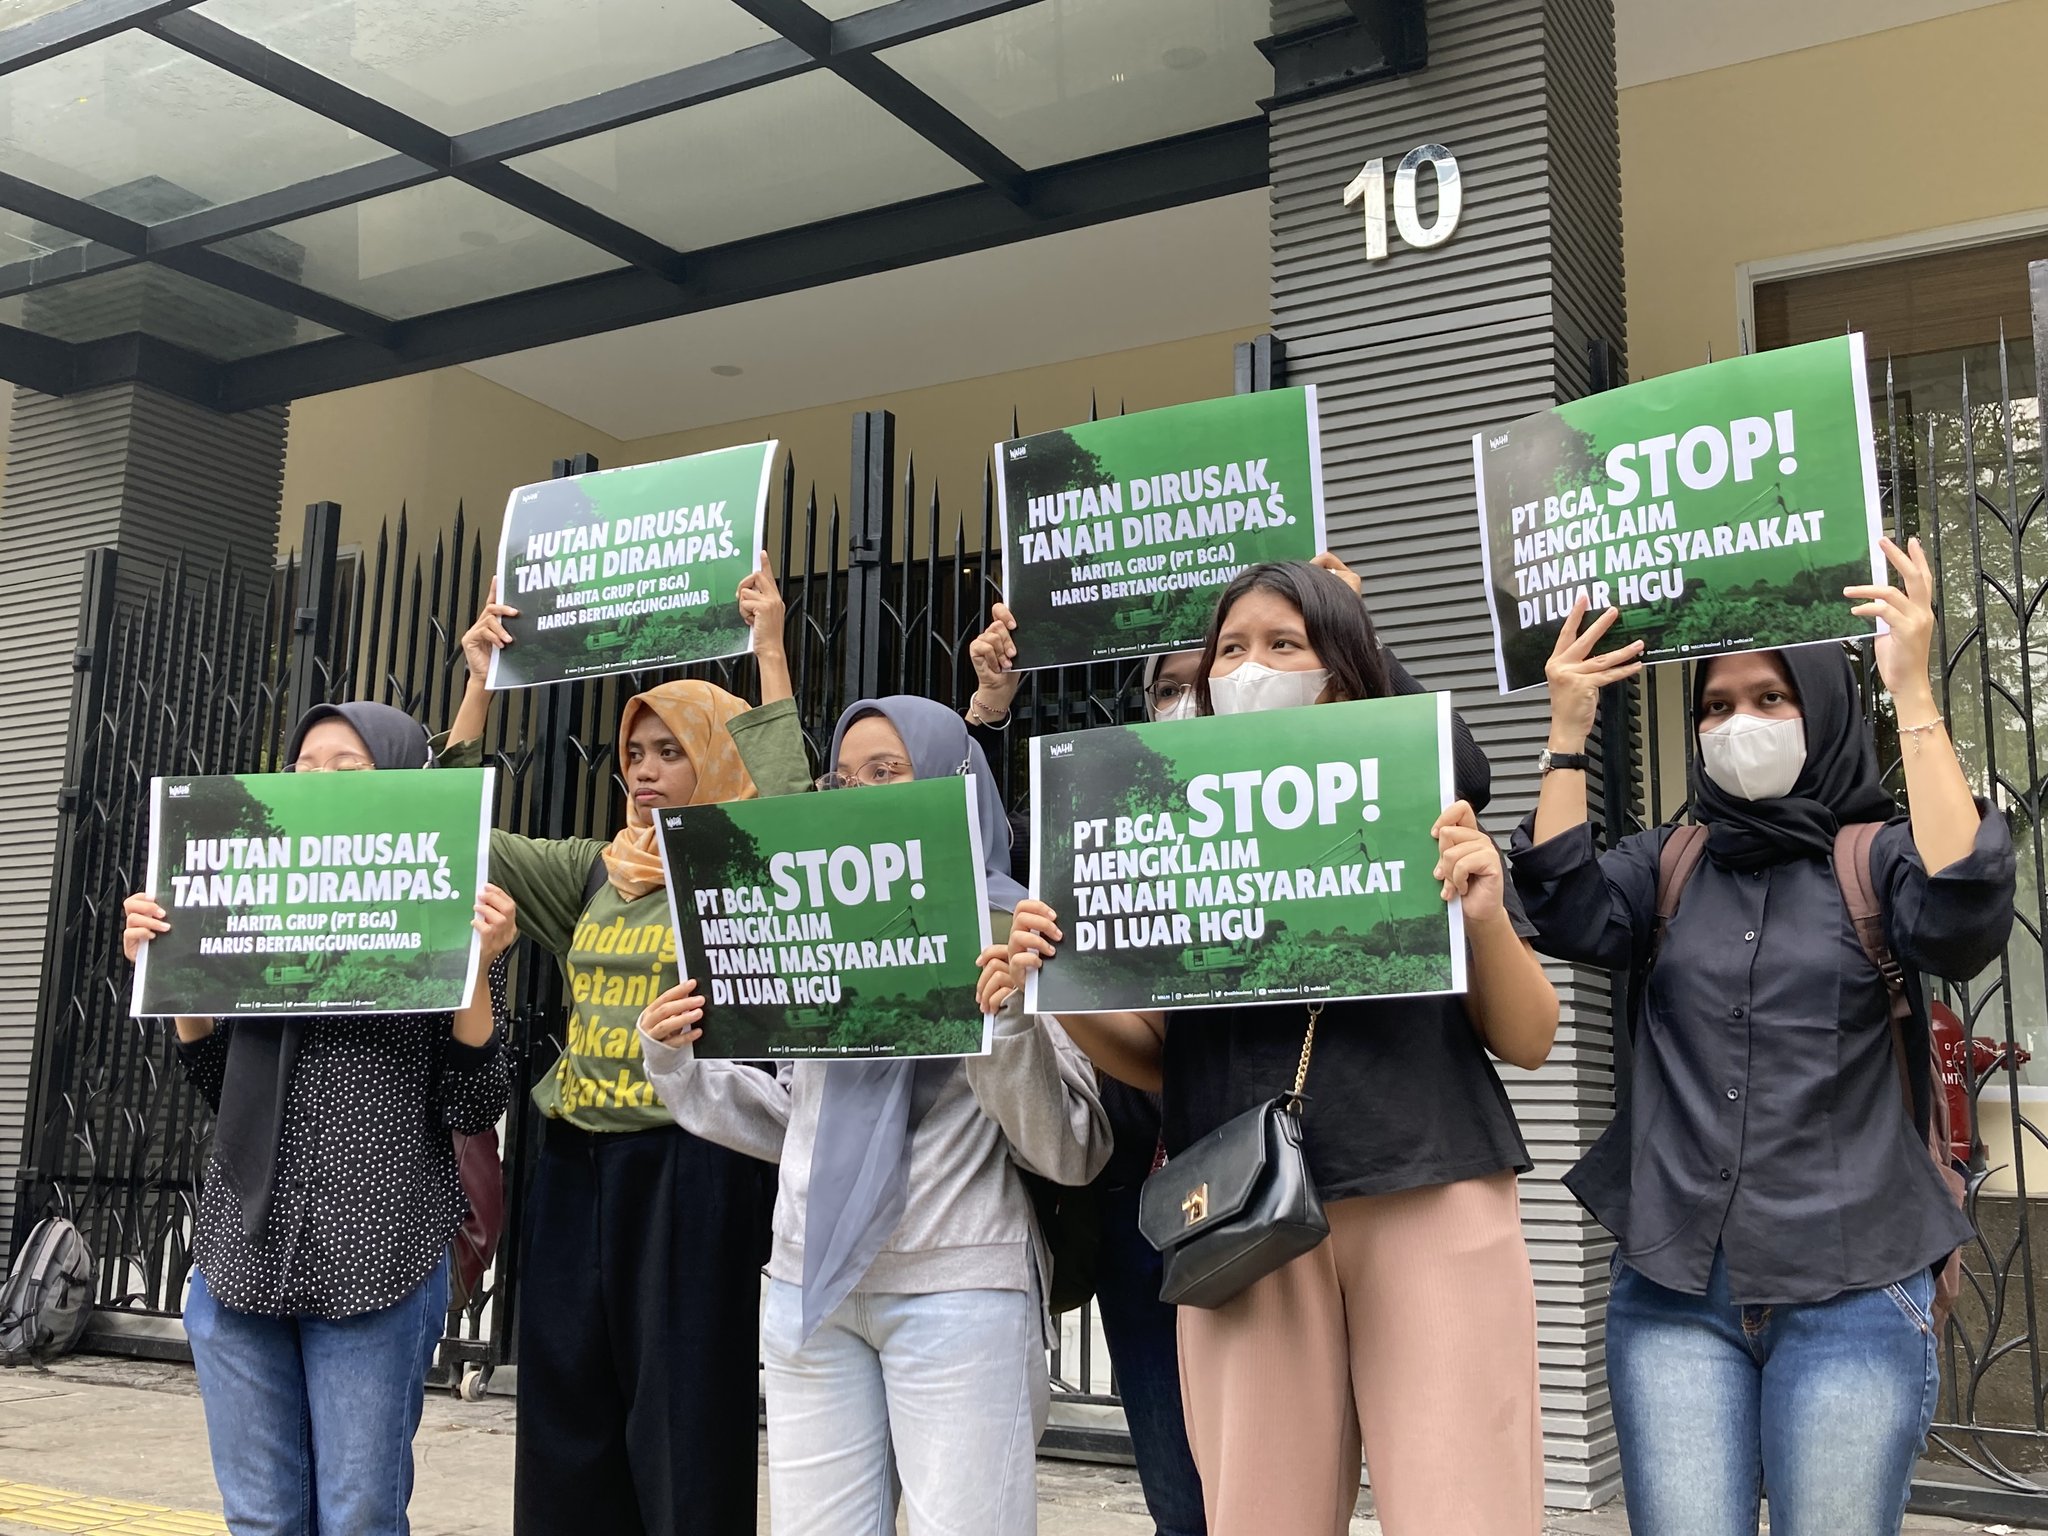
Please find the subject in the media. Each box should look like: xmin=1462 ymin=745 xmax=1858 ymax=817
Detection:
xmin=0 ymin=1355 xmax=2021 ymax=1535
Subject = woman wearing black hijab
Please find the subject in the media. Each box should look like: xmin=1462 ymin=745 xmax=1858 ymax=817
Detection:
xmin=121 ymin=702 xmax=520 ymax=1536
xmin=1511 ymin=536 xmax=2017 ymax=1536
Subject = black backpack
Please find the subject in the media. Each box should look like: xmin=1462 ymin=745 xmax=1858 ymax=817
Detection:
xmin=0 ymin=1217 xmax=92 ymax=1368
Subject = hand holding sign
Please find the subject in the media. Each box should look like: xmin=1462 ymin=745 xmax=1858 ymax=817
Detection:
xmin=122 ymin=891 xmax=169 ymax=965
xmin=1006 ymin=899 xmax=1061 ymax=996
xmin=1846 ymin=535 xmax=1938 ymax=712
xmin=974 ymin=942 xmax=1015 ymax=1014
xmin=1543 ymin=598 xmax=1645 ymax=752
xmin=473 ymin=884 xmax=521 ymax=962
xmin=1429 ymin=801 xmax=1504 ymax=923
xmin=462 ymin=579 xmax=519 ymax=687
xmin=968 ymin=603 xmax=1022 ymax=720
xmin=638 ymin=979 xmax=705 ymax=1048
xmin=736 ymin=551 xmax=785 ymax=641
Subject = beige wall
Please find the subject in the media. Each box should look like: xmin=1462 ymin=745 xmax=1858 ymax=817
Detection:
xmin=280 ymin=325 xmax=1262 ymax=568
xmin=624 ymin=325 xmax=1263 ymax=557
xmin=1620 ymin=0 xmax=2048 ymax=383
xmin=279 ymin=370 xmax=626 ymax=558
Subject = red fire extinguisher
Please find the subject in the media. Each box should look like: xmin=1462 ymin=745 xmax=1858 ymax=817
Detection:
xmin=1931 ymin=998 xmax=2032 ymax=1165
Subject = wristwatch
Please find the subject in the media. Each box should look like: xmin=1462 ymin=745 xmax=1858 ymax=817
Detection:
xmin=1538 ymin=748 xmax=1591 ymax=773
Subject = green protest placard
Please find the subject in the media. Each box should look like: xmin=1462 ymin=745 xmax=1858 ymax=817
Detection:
xmin=1025 ymin=694 xmax=1461 ymax=1014
xmin=132 ymin=768 xmax=494 ymax=1019
xmin=656 ymin=776 xmax=995 ymax=1060
xmin=996 ymin=388 xmax=1327 ymax=669
xmin=1474 ymin=334 xmax=1883 ymax=692
xmin=488 ymin=442 xmax=776 ymax=688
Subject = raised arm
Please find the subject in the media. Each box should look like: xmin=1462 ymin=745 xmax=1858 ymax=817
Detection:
xmin=448 ymin=578 xmax=517 ymax=752
xmin=737 ymin=552 xmax=793 ymax=706
xmin=1847 ymin=535 xmax=1980 ymax=874
xmin=1532 ymin=598 xmax=1644 ymax=846
xmin=966 ymin=601 xmax=1022 ymax=730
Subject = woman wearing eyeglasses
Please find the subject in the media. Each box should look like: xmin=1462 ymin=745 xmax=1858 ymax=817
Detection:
xmin=442 ymin=559 xmax=797 ymax=1536
xmin=121 ymin=702 xmax=518 ymax=1536
xmin=637 ymin=694 xmax=1111 ymax=1536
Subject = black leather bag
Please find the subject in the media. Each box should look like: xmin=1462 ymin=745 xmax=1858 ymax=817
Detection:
xmin=1136 ymin=1005 xmax=1329 ymax=1309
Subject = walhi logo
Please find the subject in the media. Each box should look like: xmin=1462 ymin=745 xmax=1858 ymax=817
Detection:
xmin=166 ymin=783 xmax=192 ymax=798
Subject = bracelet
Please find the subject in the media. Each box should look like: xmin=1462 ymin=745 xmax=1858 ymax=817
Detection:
xmin=967 ymin=697 xmax=1012 ymax=728
xmin=1899 ymin=715 xmax=1946 ymax=738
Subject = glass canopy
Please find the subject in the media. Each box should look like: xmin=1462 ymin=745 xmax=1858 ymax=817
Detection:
xmin=0 ymin=0 xmax=1284 ymax=408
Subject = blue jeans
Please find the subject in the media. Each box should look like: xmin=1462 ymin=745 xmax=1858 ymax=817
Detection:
xmin=185 ymin=1256 xmax=450 ymax=1536
xmin=1093 ymin=1184 xmax=1205 ymax=1536
xmin=759 ymin=1278 xmax=1048 ymax=1536
xmin=1607 ymin=1250 xmax=1939 ymax=1536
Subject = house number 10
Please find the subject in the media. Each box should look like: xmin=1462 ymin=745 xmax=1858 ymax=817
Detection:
xmin=1343 ymin=144 xmax=1462 ymax=260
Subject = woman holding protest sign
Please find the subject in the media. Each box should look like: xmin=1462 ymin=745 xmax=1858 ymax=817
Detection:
xmin=1510 ymin=536 xmax=2015 ymax=1536
xmin=959 ymin=551 xmax=1493 ymax=1536
xmin=442 ymin=557 xmax=793 ymax=1536
xmin=120 ymin=702 xmax=518 ymax=1536
xmin=1002 ymin=558 xmax=1559 ymax=1536
xmin=634 ymin=693 xmax=1110 ymax=1536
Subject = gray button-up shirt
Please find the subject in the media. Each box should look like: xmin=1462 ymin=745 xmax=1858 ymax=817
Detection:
xmin=1511 ymin=811 xmax=2013 ymax=1305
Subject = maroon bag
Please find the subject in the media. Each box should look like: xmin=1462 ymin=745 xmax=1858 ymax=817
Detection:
xmin=449 ymin=1127 xmax=504 ymax=1311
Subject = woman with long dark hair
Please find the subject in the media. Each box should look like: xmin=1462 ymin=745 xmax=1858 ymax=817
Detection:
xmin=1511 ymin=537 xmax=2015 ymax=1534
xmin=1005 ymin=559 xmax=1560 ymax=1536
xmin=122 ymin=702 xmax=517 ymax=1536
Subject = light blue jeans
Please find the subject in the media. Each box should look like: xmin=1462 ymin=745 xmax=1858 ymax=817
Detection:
xmin=185 ymin=1257 xmax=450 ymax=1536
xmin=1607 ymin=1249 xmax=1939 ymax=1536
xmin=760 ymin=1277 xmax=1048 ymax=1536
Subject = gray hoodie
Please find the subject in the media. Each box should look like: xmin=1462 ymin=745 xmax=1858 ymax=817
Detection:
xmin=641 ymin=990 xmax=1110 ymax=1335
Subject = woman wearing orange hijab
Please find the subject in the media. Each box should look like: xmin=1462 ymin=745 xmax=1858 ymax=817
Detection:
xmin=441 ymin=559 xmax=813 ymax=1536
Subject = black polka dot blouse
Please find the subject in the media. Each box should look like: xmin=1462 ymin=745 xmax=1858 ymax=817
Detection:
xmin=175 ymin=956 xmax=513 ymax=1320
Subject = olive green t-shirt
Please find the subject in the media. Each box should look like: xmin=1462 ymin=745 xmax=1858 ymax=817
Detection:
xmin=444 ymin=697 xmax=814 ymax=1133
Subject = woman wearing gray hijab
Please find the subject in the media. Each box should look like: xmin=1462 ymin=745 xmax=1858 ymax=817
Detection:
xmin=637 ymin=695 xmax=1111 ymax=1536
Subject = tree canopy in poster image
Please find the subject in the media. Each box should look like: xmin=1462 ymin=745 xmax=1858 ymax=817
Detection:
xmin=144 ymin=776 xmax=288 ymax=1010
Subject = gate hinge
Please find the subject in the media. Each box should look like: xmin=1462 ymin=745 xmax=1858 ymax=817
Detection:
xmin=72 ymin=647 xmax=93 ymax=672
xmin=848 ymin=539 xmax=884 ymax=568
xmin=57 ymin=786 xmax=80 ymax=814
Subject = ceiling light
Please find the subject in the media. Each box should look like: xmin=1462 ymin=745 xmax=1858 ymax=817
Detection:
xmin=1161 ymin=46 xmax=1207 ymax=70
xmin=710 ymin=364 xmax=744 ymax=377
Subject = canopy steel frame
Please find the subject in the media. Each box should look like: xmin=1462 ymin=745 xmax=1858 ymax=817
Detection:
xmin=0 ymin=0 xmax=1271 ymax=405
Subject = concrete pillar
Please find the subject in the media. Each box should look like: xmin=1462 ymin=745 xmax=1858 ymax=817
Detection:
xmin=1265 ymin=0 xmax=1627 ymax=1506
xmin=0 ymin=377 xmax=288 ymax=1251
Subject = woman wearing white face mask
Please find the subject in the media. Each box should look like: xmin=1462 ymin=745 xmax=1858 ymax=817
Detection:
xmin=965 ymin=565 xmax=1490 ymax=1536
xmin=1511 ymin=535 xmax=2016 ymax=1536
xmin=1006 ymin=560 xmax=1561 ymax=1536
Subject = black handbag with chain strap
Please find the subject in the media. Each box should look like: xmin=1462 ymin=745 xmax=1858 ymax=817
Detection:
xmin=1136 ymin=1004 xmax=1330 ymax=1308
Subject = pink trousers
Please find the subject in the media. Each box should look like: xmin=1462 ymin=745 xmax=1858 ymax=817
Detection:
xmin=1177 ymin=1172 xmax=1544 ymax=1536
